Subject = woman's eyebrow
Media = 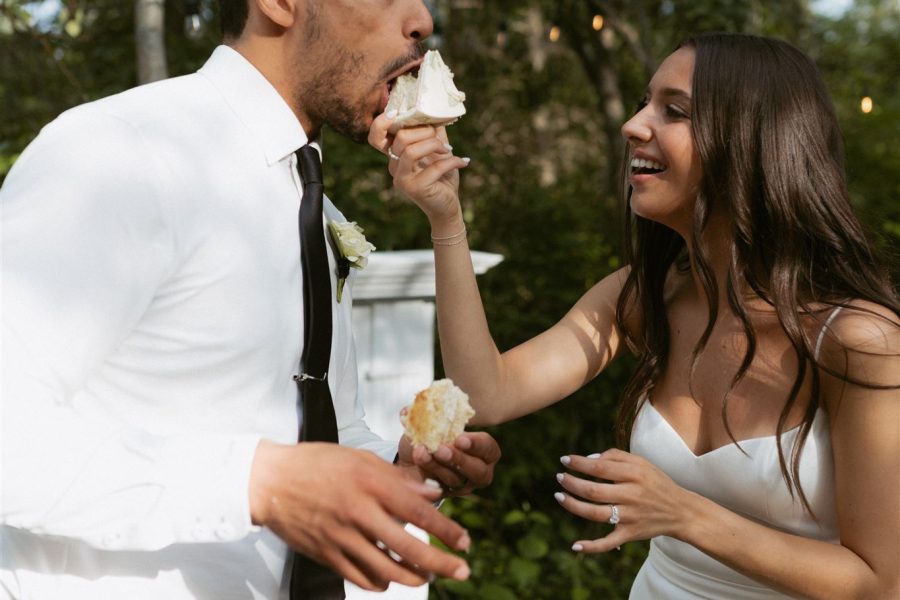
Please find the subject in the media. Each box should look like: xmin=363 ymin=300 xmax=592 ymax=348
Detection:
xmin=645 ymin=87 xmax=692 ymax=102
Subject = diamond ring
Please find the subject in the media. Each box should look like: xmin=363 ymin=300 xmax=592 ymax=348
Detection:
xmin=388 ymin=148 xmax=400 ymax=161
xmin=608 ymin=504 xmax=620 ymax=525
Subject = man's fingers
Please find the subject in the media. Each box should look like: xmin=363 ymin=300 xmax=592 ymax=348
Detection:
xmin=389 ymin=492 xmax=471 ymax=555
xmin=364 ymin=508 xmax=470 ymax=582
xmin=340 ymin=527 xmax=430 ymax=590
xmin=454 ymin=432 xmax=502 ymax=464
xmin=420 ymin=461 xmax=468 ymax=492
xmin=323 ymin=546 xmax=382 ymax=592
xmin=437 ymin=432 xmax=502 ymax=489
xmin=431 ymin=444 xmax=491 ymax=489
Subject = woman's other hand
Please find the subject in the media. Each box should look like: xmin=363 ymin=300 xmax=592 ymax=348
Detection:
xmin=555 ymin=449 xmax=699 ymax=552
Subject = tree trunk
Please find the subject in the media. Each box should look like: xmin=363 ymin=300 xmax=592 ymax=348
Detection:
xmin=135 ymin=0 xmax=168 ymax=84
xmin=561 ymin=3 xmax=628 ymax=201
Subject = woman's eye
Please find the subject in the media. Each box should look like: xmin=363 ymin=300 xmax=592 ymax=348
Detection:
xmin=665 ymin=105 xmax=689 ymax=119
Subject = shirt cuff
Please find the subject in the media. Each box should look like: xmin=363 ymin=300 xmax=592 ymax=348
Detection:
xmin=166 ymin=433 xmax=262 ymax=545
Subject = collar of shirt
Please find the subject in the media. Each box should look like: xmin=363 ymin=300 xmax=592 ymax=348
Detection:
xmin=198 ymin=45 xmax=322 ymax=166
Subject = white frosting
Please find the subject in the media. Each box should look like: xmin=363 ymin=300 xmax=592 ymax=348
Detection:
xmin=386 ymin=50 xmax=466 ymax=133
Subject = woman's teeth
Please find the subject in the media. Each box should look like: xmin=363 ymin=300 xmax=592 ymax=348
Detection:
xmin=630 ymin=158 xmax=667 ymax=173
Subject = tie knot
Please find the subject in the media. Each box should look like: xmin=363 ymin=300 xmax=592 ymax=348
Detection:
xmin=297 ymin=144 xmax=322 ymax=185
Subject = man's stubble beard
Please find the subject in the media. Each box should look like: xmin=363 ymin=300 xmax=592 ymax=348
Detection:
xmin=298 ymin=44 xmax=372 ymax=144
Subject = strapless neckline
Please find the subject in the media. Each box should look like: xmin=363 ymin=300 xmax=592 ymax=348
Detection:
xmin=643 ymin=401 xmax=807 ymax=459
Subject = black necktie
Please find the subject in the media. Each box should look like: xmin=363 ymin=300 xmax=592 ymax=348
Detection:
xmin=290 ymin=144 xmax=345 ymax=600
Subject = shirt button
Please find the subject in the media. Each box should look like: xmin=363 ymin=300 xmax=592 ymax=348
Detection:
xmin=215 ymin=521 xmax=235 ymax=540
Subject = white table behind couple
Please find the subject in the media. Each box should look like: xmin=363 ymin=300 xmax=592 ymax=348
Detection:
xmin=347 ymin=249 xmax=503 ymax=598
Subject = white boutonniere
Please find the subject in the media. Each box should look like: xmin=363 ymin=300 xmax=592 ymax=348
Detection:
xmin=328 ymin=221 xmax=375 ymax=302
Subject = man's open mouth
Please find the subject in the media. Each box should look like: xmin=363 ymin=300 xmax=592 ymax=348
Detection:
xmin=387 ymin=64 xmax=421 ymax=93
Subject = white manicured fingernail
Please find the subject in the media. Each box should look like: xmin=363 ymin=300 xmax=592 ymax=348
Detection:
xmin=587 ymin=453 xmax=602 ymax=459
xmin=458 ymin=532 xmax=471 ymax=551
xmin=554 ymin=492 xmax=566 ymax=503
xmin=462 ymin=157 xmax=471 ymax=165
xmin=385 ymin=109 xmax=398 ymax=119
xmin=453 ymin=564 xmax=470 ymax=580
xmin=572 ymin=543 xmax=583 ymax=552
xmin=560 ymin=456 xmax=571 ymax=465
xmin=424 ymin=478 xmax=441 ymax=489
xmin=556 ymin=473 xmax=564 ymax=483
xmin=443 ymin=143 xmax=453 ymax=151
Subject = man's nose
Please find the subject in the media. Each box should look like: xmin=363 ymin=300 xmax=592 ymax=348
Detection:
xmin=405 ymin=1 xmax=434 ymax=41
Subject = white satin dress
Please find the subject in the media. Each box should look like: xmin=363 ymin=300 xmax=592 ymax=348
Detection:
xmin=628 ymin=400 xmax=839 ymax=599
xmin=628 ymin=309 xmax=842 ymax=598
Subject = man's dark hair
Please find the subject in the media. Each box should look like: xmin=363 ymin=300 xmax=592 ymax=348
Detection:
xmin=219 ymin=0 xmax=249 ymax=39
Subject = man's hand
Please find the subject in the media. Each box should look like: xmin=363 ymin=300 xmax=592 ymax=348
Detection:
xmin=249 ymin=440 xmax=471 ymax=592
xmin=397 ymin=432 xmax=501 ymax=497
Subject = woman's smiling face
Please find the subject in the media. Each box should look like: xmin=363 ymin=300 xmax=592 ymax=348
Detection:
xmin=621 ymin=47 xmax=703 ymax=237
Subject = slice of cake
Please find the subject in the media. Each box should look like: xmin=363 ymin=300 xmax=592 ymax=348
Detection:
xmin=400 ymin=379 xmax=475 ymax=452
xmin=386 ymin=50 xmax=466 ymax=134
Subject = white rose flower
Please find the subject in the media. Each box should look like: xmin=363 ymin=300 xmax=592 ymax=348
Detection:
xmin=328 ymin=221 xmax=375 ymax=302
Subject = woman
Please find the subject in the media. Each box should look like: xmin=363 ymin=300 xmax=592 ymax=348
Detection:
xmin=370 ymin=33 xmax=899 ymax=599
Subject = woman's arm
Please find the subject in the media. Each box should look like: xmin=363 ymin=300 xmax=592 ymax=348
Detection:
xmin=369 ymin=117 xmax=630 ymax=425
xmin=558 ymin=303 xmax=900 ymax=599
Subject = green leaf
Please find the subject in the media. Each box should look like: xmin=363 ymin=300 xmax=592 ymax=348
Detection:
xmin=436 ymin=578 xmax=477 ymax=596
xmin=478 ymin=583 xmax=518 ymax=600
xmin=516 ymin=533 xmax=549 ymax=559
xmin=460 ymin=511 xmax=487 ymax=529
xmin=502 ymin=509 xmax=527 ymax=526
xmin=572 ymin=586 xmax=592 ymax=600
xmin=508 ymin=556 xmax=541 ymax=589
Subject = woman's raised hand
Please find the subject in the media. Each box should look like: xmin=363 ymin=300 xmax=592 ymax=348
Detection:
xmin=555 ymin=449 xmax=699 ymax=553
xmin=369 ymin=112 xmax=470 ymax=225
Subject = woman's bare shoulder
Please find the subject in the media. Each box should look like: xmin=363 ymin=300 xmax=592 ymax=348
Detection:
xmin=819 ymin=299 xmax=900 ymax=393
xmin=827 ymin=300 xmax=900 ymax=353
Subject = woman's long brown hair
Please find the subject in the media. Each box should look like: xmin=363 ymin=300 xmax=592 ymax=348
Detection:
xmin=614 ymin=33 xmax=899 ymax=514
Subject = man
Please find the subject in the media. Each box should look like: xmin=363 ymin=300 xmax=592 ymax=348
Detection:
xmin=0 ymin=0 xmax=500 ymax=598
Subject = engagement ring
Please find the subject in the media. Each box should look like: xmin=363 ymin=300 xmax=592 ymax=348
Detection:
xmin=388 ymin=148 xmax=400 ymax=161
xmin=608 ymin=504 xmax=620 ymax=525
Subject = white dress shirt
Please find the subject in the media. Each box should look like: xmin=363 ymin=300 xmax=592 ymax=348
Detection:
xmin=1 ymin=45 xmax=397 ymax=599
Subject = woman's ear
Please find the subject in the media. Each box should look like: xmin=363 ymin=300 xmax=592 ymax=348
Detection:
xmin=253 ymin=0 xmax=297 ymax=29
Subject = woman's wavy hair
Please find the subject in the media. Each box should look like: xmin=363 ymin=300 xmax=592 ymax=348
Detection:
xmin=614 ymin=32 xmax=899 ymax=513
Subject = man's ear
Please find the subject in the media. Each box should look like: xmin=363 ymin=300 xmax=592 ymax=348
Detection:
xmin=253 ymin=0 xmax=296 ymax=29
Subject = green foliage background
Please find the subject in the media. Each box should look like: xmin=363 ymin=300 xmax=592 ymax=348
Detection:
xmin=1 ymin=1 xmax=897 ymax=598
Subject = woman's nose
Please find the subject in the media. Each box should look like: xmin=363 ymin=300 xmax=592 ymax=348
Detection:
xmin=621 ymin=111 xmax=651 ymax=144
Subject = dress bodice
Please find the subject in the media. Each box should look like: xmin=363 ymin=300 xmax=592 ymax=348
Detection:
xmin=628 ymin=401 xmax=839 ymax=599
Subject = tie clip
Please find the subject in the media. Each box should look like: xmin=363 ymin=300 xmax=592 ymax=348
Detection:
xmin=294 ymin=372 xmax=327 ymax=382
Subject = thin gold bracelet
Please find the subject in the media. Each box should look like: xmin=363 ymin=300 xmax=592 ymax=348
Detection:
xmin=431 ymin=227 xmax=467 ymax=246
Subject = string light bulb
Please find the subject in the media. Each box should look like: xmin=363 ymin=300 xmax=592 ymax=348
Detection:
xmin=496 ymin=20 xmax=508 ymax=48
xmin=183 ymin=0 xmax=203 ymax=40
xmin=549 ymin=24 xmax=560 ymax=42
xmin=592 ymin=14 xmax=604 ymax=31
xmin=860 ymin=95 xmax=873 ymax=113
